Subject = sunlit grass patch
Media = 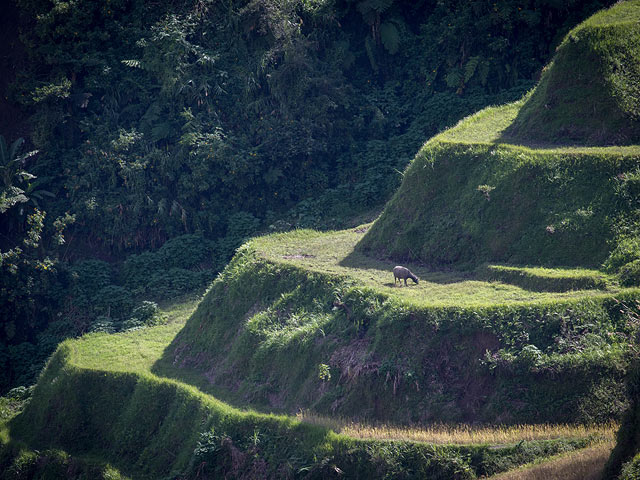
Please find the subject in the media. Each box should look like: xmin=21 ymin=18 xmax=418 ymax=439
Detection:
xmin=434 ymin=99 xmax=640 ymax=155
xmin=252 ymin=227 xmax=631 ymax=307
xmin=488 ymin=441 xmax=614 ymax=480
xmin=480 ymin=264 xmax=613 ymax=292
xmin=296 ymin=410 xmax=616 ymax=445
xmin=69 ymin=298 xmax=198 ymax=373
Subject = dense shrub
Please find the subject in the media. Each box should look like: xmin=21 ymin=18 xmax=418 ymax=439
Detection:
xmin=157 ymin=234 xmax=215 ymax=270
xmin=71 ymin=260 xmax=113 ymax=307
xmin=620 ymin=454 xmax=640 ymax=480
xmin=620 ymin=259 xmax=640 ymax=287
xmin=92 ymin=285 xmax=134 ymax=320
xmin=122 ymin=234 xmax=216 ymax=299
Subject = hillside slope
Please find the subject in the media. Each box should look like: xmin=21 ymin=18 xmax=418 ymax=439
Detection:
xmin=357 ymin=0 xmax=640 ymax=270
xmin=504 ymin=0 xmax=640 ymax=146
xmin=2 ymin=302 xmax=607 ymax=480
xmin=4 ymin=2 xmax=640 ymax=478
xmin=156 ymin=230 xmax=637 ymax=426
xmin=154 ymin=0 xmax=640 ymax=429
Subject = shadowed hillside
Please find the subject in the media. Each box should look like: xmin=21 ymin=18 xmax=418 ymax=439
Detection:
xmin=503 ymin=1 xmax=640 ymax=146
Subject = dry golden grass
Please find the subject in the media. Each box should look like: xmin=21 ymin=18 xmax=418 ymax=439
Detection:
xmin=487 ymin=441 xmax=614 ymax=479
xmin=296 ymin=410 xmax=616 ymax=445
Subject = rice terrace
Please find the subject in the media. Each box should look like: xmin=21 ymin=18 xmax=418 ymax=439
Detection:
xmin=2 ymin=0 xmax=640 ymax=479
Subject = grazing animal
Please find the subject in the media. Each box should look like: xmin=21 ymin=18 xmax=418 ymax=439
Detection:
xmin=393 ymin=266 xmax=419 ymax=286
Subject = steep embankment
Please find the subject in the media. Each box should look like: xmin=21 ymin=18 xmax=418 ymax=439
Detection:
xmin=156 ymin=229 xmax=638 ymax=426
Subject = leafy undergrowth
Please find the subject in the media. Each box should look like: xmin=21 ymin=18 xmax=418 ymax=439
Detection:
xmin=0 ymin=300 xmax=613 ymax=480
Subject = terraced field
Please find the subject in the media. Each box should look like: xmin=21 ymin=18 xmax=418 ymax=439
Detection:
xmin=3 ymin=2 xmax=640 ymax=478
xmin=254 ymin=227 xmax=628 ymax=307
xmin=1 ymin=298 xmax=616 ymax=479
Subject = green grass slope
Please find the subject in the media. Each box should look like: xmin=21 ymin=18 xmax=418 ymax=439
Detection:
xmin=156 ymin=231 xmax=639 ymax=426
xmin=6 ymin=2 xmax=640 ymax=477
xmin=2 ymin=302 xmax=607 ymax=480
xmin=504 ymin=0 xmax=640 ymax=146
xmin=357 ymin=124 xmax=640 ymax=269
xmin=357 ymin=0 xmax=640 ymax=270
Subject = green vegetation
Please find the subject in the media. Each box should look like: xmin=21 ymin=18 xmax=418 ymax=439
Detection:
xmin=0 ymin=0 xmax=617 ymax=395
xmin=0 ymin=386 xmax=131 ymax=479
xmin=504 ymin=0 xmax=640 ymax=146
xmin=358 ymin=130 xmax=640 ymax=271
xmin=358 ymin=2 xmax=640 ymax=271
xmin=1 ymin=300 xmax=613 ymax=479
xmin=154 ymin=234 xmax=638 ymax=426
xmin=254 ymin=228 xmax=625 ymax=305
xmin=3 ymin=0 xmax=640 ymax=478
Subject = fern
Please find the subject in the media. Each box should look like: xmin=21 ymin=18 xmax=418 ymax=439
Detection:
xmin=464 ymin=56 xmax=481 ymax=83
xmin=444 ymin=68 xmax=463 ymax=89
xmin=380 ymin=22 xmax=400 ymax=55
xmin=357 ymin=0 xmax=394 ymax=25
xmin=478 ymin=60 xmax=491 ymax=86
xmin=121 ymin=59 xmax=142 ymax=68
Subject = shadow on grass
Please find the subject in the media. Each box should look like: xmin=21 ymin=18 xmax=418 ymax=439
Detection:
xmin=338 ymin=248 xmax=476 ymax=286
xmin=339 ymin=248 xmax=610 ymax=293
xmin=150 ymin=349 xmax=256 ymax=413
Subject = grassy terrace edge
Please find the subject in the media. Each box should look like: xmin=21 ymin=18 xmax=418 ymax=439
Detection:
xmin=153 ymin=237 xmax=639 ymax=427
xmin=357 ymin=104 xmax=640 ymax=269
xmin=251 ymin=227 xmax=630 ymax=307
xmin=1 ymin=305 xmax=610 ymax=480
